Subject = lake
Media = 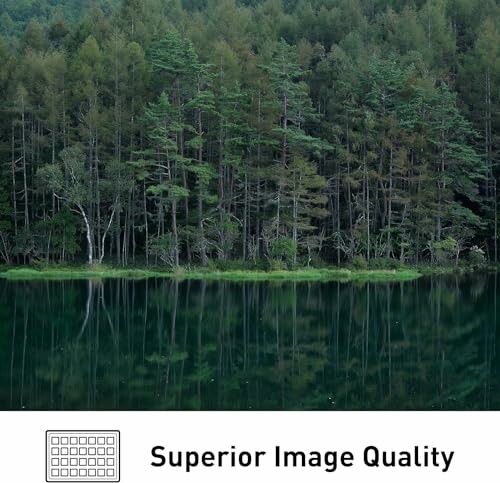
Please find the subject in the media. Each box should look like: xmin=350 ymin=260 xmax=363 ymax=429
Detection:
xmin=0 ymin=274 xmax=498 ymax=410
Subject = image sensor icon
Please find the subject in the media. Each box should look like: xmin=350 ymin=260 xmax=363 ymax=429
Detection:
xmin=46 ymin=431 xmax=120 ymax=482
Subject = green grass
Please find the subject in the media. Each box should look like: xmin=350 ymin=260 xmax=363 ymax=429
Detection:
xmin=0 ymin=266 xmax=423 ymax=282
xmin=0 ymin=267 xmax=161 ymax=280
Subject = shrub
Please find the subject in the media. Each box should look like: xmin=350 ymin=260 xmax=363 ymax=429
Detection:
xmin=147 ymin=233 xmax=178 ymax=268
xmin=213 ymin=259 xmax=256 ymax=271
xmin=368 ymin=257 xmax=404 ymax=270
xmin=351 ymin=255 xmax=368 ymax=270
xmin=270 ymin=237 xmax=297 ymax=269
xmin=432 ymin=237 xmax=458 ymax=265
xmin=269 ymin=259 xmax=287 ymax=271
xmin=468 ymin=245 xmax=486 ymax=266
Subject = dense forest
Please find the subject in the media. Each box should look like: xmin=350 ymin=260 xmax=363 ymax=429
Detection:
xmin=0 ymin=0 xmax=119 ymax=37
xmin=0 ymin=0 xmax=498 ymax=269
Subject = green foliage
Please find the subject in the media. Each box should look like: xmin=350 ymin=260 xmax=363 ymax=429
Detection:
xmin=468 ymin=246 xmax=486 ymax=266
xmin=270 ymin=237 xmax=297 ymax=268
xmin=48 ymin=209 xmax=80 ymax=255
xmin=0 ymin=169 xmax=12 ymax=264
xmin=207 ymin=213 xmax=240 ymax=261
xmin=431 ymin=237 xmax=459 ymax=265
xmin=368 ymin=257 xmax=404 ymax=270
xmin=147 ymin=233 xmax=178 ymax=268
xmin=37 ymin=147 xmax=89 ymax=207
xmin=351 ymin=255 xmax=368 ymax=270
xmin=1 ymin=0 xmax=119 ymax=37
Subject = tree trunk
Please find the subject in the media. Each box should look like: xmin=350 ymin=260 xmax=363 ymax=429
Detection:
xmin=172 ymin=199 xmax=179 ymax=267
xmin=387 ymin=145 xmax=393 ymax=258
xmin=79 ymin=205 xmax=93 ymax=265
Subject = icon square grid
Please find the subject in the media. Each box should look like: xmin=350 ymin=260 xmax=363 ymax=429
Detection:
xmin=46 ymin=431 xmax=120 ymax=482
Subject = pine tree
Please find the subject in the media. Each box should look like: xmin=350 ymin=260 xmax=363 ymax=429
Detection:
xmin=138 ymin=92 xmax=189 ymax=267
xmin=263 ymin=38 xmax=330 ymax=253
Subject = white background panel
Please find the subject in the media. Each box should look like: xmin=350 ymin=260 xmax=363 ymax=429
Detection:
xmin=0 ymin=412 xmax=494 ymax=482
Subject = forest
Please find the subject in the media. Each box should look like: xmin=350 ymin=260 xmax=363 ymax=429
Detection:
xmin=0 ymin=0 xmax=498 ymax=269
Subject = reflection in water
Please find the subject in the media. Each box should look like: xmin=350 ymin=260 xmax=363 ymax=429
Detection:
xmin=0 ymin=274 xmax=498 ymax=410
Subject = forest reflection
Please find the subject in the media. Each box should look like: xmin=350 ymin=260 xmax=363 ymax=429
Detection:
xmin=0 ymin=274 xmax=498 ymax=410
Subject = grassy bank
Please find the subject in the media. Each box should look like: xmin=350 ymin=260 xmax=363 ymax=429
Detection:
xmin=0 ymin=266 xmax=424 ymax=282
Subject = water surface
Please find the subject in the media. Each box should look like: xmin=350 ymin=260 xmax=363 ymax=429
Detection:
xmin=0 ymin=274 xmax=498 ymax=410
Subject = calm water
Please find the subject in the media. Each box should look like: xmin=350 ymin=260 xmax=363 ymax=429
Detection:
xmin=0 ymin=274 xmax=498 ymax=410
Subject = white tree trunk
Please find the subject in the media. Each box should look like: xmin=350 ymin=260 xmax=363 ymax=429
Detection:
xmin=98 ymin=198 xmax=119 ymax=264
xmin=78 ymin=205 xmax=93 ymax=265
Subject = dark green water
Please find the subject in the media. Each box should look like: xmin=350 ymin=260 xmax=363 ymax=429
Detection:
xmin=0 ymin=274 xmax=498 ymax=410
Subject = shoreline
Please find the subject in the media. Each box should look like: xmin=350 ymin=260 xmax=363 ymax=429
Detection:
xmin=0 ymin=265 xmax=485 ymax=282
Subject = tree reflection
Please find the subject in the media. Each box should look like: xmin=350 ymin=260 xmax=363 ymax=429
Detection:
xmin=0 ymin=274 xmax=498 ymax=410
